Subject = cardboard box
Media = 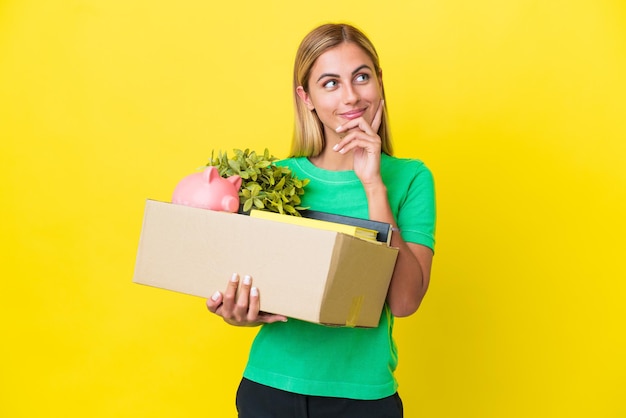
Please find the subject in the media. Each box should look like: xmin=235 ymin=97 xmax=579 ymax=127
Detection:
xmin=133 ymin=200 xmax=399 ymax=327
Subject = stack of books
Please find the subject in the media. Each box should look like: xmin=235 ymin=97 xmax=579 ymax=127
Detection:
xmin=249 ymin=209 xmax=394 ymax=245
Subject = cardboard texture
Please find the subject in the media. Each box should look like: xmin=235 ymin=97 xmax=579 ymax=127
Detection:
xmin=133 ymin=200 xmax=399 ymax=327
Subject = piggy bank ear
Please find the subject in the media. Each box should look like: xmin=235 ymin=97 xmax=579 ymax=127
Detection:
xmin=203 ymin=166 xmax=220 ymax=183
xmin=228 ymin=175 xmax=242 ymax=190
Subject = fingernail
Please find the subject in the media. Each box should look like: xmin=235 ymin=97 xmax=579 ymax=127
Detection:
xmin=332 ymin=144 xmax=339 ymax=151
xmin=211 ymin=291 xmax=220 ymax=301
xmin=335 ymin=125 xmax=342 ymax=132
xmin=250 ymin=287 xmax=258 ymax=296
xmin=243 ymin=275 xmax=251 ymax=285
xmin=231 ymin=273 xmax=239 ymax=282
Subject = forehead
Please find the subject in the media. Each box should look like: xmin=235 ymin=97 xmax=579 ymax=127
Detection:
xmin=310 ymin=42 xmax=375 ymax=76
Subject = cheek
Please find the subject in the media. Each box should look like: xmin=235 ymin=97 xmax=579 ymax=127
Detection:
xmin=311 ymin=99 xmax=339 ymax=130
xmin=366 ymin=84 xmax=383 ymax=100
xmin=311 ymin=96 xmax=334 ymax=115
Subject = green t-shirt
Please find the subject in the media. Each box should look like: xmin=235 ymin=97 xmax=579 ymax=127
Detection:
xmin=242 ymin=154 xmax=436 ymax=400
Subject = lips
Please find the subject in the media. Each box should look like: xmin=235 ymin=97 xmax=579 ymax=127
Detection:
xmin=339 ymin=108 xmax=366 ymax=120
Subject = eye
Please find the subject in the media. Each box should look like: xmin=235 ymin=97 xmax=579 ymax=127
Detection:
xmin=323 ymin=79 xmax=338 ymax=89
xmin=355 ymin=73 xmax=370 ymax=83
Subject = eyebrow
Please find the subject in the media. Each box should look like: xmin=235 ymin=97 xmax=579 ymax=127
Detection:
xmin=316 ymin=64 xmax=372 ymax=83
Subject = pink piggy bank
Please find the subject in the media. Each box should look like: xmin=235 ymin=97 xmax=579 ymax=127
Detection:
xmin=172 ymin=166 xmax=242 ymax=213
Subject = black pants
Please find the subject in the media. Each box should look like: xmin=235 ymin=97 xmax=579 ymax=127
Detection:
xmin=236 ymin=378 xmax=403 ymax=418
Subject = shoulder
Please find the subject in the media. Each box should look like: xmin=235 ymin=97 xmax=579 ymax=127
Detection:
xmin=381 ymin=154 xmax=433 ymax=180
xmin=275 ymin=156 xmax=304 ymax=168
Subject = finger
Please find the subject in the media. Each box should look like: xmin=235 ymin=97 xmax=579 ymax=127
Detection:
xmin=206 ymin=291 xmax=223 ymax=313
xmin=233 ymin=275 xmax=252 ymax=321
xmin=371 ymin=99 xmax=384 ymax=133
xmin=221 ymin=273 xmax=240 ymax=313
xmin=245 ymin=285 xmax=261 ymax=321
xmin=258 ymin=312 xmax=289 ymax=324
xmin=336 ymin=117 xmax=374 ymax=136
xmin=246 ymin=286 xmax=287 ymax=324
xmin=334 ymin=132 xmax=381 ymax=155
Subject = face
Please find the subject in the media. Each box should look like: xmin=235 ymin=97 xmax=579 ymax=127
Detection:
xmin=297 ymin=42 xmax=383 ymax=143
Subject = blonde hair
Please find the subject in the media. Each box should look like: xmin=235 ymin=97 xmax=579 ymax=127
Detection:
xmin=290 ymin=23 xmax=393 ymax=157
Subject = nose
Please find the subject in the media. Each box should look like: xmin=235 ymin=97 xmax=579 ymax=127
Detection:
xmin=342 ymin=84 xmax=360 ymax=104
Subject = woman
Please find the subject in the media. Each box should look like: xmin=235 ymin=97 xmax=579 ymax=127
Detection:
xmin=207 ymin=23 xmax=436 ymax=417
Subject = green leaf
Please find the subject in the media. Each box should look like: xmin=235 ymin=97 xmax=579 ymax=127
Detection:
xmin=275 ymin=176 xmax=286 ymax=190
xmin=243 ymin=198 xmax=253 ymax=212
xmin=228 ymin=159 xmax=241 ymax=172
xmin=253 ymin=198 xmax=264 ymax=209
xmin=247 ymin=183 xmax=261 ymax=194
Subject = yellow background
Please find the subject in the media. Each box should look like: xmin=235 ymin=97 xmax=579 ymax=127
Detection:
xmin=2 ymin=0 xmax=625 ymax=416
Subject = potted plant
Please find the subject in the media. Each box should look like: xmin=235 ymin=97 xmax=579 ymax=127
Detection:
xmin=206 ymin=148 xmax=309 ymax=216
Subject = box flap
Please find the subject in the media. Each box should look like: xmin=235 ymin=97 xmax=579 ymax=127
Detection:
xmin=319 ymin=235 xmax=398 ymax=327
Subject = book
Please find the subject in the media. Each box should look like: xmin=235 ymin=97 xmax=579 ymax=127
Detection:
xmin=249 ymin=209 xmax=382 ymax=243
xmin=299 ymin=209 xmax=394 ymax=245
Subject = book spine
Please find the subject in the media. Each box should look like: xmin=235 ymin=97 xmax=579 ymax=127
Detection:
xmin=300 ymin=210 xmax=392 ymax=244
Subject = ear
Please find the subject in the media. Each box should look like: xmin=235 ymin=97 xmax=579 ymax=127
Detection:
xmin=296 ymin=86 xmax=315 ymax=110
xmin=204 ymin=166 xmax=220 ymax=183
xmin=227 ymin=175 xmax=242 ymax=190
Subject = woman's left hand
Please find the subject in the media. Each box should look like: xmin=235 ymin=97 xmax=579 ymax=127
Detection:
xmin=334 ymin=99 xmax=385 ymax=186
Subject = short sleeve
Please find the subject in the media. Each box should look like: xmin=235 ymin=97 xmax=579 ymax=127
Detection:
xmin=396 ymin=163 xmax=436 ymax=251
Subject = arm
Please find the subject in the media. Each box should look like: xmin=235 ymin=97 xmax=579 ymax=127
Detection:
xmin=364 ymin=185 xmax=433 ymax=317
xmin=334 ymin=100 xmax=434 ymax=317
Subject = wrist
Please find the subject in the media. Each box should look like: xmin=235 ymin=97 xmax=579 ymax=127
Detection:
xmin=363 ymin=180 xmax=387 ymax=198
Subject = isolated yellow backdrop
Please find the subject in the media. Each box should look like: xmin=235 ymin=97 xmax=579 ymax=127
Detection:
xmin=1 ymin=1 xmax=625 ymax=417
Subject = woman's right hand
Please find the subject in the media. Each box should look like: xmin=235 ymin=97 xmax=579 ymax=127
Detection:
xmin=206 ymin=273 xmax=288 ymax=326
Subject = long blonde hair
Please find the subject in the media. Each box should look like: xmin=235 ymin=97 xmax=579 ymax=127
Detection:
xmin=290 ymin=23 xmax=393 ymax=157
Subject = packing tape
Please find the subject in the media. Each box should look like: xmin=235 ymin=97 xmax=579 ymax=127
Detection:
xmin=345 ymin=295 xmax=365 ymax=327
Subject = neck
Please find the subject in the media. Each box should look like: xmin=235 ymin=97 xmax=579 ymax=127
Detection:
xmin=309 ymin=147 xmax=354 ymax=171
xmin=309 ymin=128 xmax=355 ymax=171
